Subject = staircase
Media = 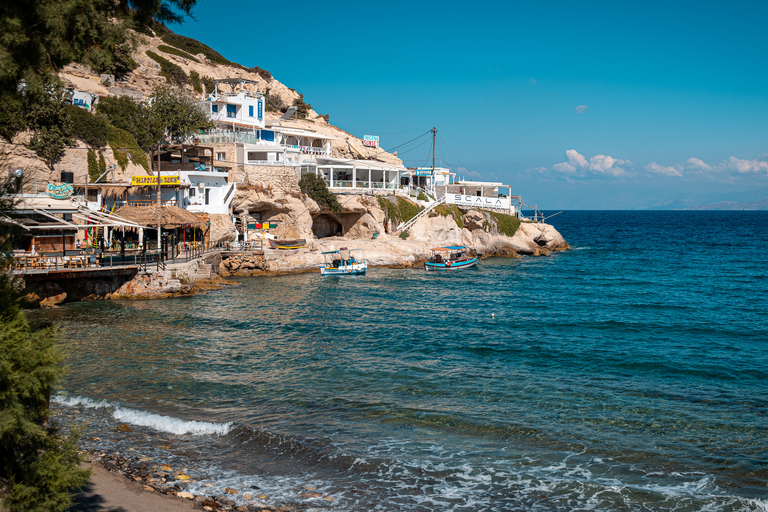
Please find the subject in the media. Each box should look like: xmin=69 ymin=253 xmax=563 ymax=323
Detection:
xmin=397 ymin=195 xmax=446 ymax=232
xmin=195 ymin=263 xmax=213 ymax=280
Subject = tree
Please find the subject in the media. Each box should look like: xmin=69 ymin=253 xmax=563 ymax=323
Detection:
xmin=25 ymin=98 xmax=73 ymax=169
xmin=292 ymin=93 xmax=311 ymax=119
xmin=96 ymin=95 xmax=164 ymax=152
xmin=149 ymin=85 xmax=213 ymax=142
xmin=299 ymin=173 xmax=341 ymax=213
xmin=0 ymin=177 xmax=91 ymax=511
xmin=0 ymin=0 xmax=200 ymax=100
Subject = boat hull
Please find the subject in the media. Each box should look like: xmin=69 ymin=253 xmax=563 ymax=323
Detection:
xmin=424 ymin=257 xmax=478 ymax=271
xmin=321 ymin=264 xmax=367 ymax=276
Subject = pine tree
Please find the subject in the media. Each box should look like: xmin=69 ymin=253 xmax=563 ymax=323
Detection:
xmin=0 ymin=178 xmax=91 ymax=511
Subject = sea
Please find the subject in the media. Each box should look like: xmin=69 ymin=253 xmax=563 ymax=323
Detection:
xmin=36 ymin=211 xmax=768 ymax=511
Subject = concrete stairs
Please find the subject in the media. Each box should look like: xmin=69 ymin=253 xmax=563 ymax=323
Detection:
xmin=195 ymin=263 xmax=213 ymax=280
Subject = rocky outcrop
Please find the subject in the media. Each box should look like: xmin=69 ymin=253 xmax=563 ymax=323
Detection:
xmin=219 ymin=253 xmax=268 ymax=276
xmin=208 ymin=213 xmax=238 ymax=243
xmin=109 ymin=272 xmax=193 ymax=299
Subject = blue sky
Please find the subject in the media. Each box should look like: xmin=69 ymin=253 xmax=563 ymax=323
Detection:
xmin=174 ymin=0 xmax=768 ymax=209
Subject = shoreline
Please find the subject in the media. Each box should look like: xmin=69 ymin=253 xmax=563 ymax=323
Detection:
xmin=75 ymin=451 xmax=294 ymax=512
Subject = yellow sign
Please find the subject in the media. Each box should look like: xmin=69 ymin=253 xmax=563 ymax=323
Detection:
xmin=131 ymin=175 xmax=181 ymax=186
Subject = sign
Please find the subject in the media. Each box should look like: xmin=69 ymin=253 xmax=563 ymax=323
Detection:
xmin=363 ymin=135 xmax=379 ymax=147
xmin=45 ymin=183 xmax=74 ymax=200
xmin=131 ymin=175 xmax=181 ymax=186
xmin=413 ymin=169 xmax=432 ymax=176
xmin=446 ymin=194 xmax=512 ymax=212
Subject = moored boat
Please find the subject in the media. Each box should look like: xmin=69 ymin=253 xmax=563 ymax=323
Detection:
xmin=321 ymin=247 xmax=367 ymax=276
xmin=268 ymin=238 xmax=306 ymax=249
xmin=424 ymin=245 xmax=478 ymax=271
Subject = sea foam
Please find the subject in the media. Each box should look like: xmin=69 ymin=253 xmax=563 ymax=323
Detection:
xmin=54 ymin=394 xmax=233 ymax=436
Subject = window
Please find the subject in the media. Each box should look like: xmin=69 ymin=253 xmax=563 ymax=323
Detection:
xmin=226 ymin=104 xmax=236 ymax=118
xmin=247 ymin=151 xmax=268 ymax=161
xmin=204 ymin=189 xmax=210 ymax=205
xmin=211 ymin=104 xmax=218 ymax=113
xmin=249 ymin=105 xmax=254 ymax=117
xmin=216 ymin=152 xmax=226 ymax=161
xmin=190 ymin=188 xmax=196 ymax=196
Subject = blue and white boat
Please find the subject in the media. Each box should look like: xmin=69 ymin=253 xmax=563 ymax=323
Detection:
xmin=424 ymin=245 xmax=478 ymax=271
xmin=321 ymin=247 xmax=368 ymax=276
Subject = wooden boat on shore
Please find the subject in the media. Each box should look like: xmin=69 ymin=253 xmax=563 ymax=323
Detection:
xmin=425 ymin=245 xmax=478 ymax=271
xmin=321 ymin=247 xmax=367 ymax=276
xmin=268 ymin=238 xmax=306 ymax=250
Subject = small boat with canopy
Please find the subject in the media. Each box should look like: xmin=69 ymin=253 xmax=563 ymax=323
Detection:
xmin=320 ymin=247 xmax=368 ymax=276
xmin=424 ymin=245 xmax=478 ymax=271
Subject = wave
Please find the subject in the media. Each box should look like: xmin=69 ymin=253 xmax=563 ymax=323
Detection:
xmin=53 ymin=393 xmax=233 ymax=436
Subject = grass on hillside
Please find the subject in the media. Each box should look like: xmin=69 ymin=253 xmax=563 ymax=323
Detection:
xmin=377 ymin=197 xmax=423 ymax=225
xmin=434 ymin=204 xmax=464 ymax=229
xmin=157 ymin=44 xmax=199 ymax=63
xmin=146 ymin=50 xmax=188 ymax=86
xmin=161 ymin=33 xmax=233 ymax=66
xmin=486 ymin=211 xmax=520 ymax=237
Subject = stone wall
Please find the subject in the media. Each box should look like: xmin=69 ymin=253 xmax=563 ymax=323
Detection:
xmin=236 ymin=164 xmax=300 ymax=191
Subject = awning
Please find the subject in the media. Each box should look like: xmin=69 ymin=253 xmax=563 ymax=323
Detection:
xmin=113 ymin=205 xmax=207 ymax=230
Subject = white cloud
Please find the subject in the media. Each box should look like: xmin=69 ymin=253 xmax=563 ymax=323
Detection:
xmin=646 ymin=162 xmax=683 ymax=177
xmin=574 ymin=105 xmax=589 ymax=114
xmin=685 ymin=157 xmax=711 ymax=170
xmin=725 ymin=156 xmax=768 ymax=174
xmin=551 ymin=149 xmax=629 ymax=177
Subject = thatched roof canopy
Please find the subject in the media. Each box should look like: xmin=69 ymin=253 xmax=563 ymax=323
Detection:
xmin=113 ymin=205 xmax=206 ymax=230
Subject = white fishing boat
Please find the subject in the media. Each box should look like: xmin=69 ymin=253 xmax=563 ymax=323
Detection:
xmin=320 ymin=247 xmax=367 ymax=276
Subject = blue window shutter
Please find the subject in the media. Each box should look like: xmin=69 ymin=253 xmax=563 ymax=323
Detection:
xmin=227 ymin=104 xmax=236 ymax=114
xmin=249 ymin=105 xmax=254 ymax=117
xmin=212 ymin=104 xmax=218 ymax=113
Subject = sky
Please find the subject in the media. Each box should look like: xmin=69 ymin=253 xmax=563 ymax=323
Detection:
xmin=172 ymin=0 xmax=768 ymax=209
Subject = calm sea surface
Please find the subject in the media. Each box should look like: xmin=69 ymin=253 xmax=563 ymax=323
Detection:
xmin=38 ymin=211 xmax=768 ymax=511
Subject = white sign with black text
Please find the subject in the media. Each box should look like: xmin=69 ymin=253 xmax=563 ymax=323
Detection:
xmin=446 ymin=194 xmax=513 ymax=212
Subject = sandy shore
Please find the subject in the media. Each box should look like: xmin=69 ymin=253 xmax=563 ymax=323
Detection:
xmin=72 ymin=461 xmax=197 ymax=512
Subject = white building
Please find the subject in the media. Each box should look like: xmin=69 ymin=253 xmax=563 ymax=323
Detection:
xmin=179 ymin=170 xmax=236 ymax=215
xmin=303 ymin=158 xmax=405 ymax=192
xmin=199 ymin=79 xmax=265 ymax=131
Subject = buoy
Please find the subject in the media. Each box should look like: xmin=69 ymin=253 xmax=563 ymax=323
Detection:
xmin=491 ymin=313 xmax=495 ymax=319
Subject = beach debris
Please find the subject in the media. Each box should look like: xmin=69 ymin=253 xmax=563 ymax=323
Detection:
xmin=117 ymin=423 xmax=133 ymax=432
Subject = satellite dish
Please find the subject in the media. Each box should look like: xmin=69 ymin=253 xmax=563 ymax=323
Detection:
xmin=13 ymin=169 xmax=23 ymax=177
xmin=107 ymin=165 xmax=116 ymax=171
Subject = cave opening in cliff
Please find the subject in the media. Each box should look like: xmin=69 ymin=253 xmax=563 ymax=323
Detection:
xmin=312 ymin=214 xmax=343 ymax=238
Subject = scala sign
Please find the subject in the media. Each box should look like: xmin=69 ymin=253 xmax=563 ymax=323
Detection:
xmin=131 ymin=175 xmax=181 ymax=186
xmin=363 ymin=135 xmax=379 ymax=147
xmin=446 ymin=194 xmax=513 ymax=212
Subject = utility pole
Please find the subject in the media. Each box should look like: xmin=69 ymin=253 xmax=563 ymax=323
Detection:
xmin=431 ymin=127 xmax=436 ymax=176
xmin=156 ymin=146 xmax=162 ymax=270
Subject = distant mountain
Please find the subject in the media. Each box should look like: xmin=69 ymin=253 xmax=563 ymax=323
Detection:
xmin=691 ymin=197 xmax=768 ymax=210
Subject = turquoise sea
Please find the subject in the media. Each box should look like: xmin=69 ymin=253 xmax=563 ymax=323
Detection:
xmin=41 ymin=211 xmax=768 ymax=511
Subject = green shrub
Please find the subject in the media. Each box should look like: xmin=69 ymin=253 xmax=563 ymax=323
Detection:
xmin=107 ymin=126 xmax=148 ymax=171
xmin=157 ymin=44 xmax=199 ymax=62
xmin=189 ymin=70 xmax=202 ymax=93
xmin=417 ymin=191 xmax=429 ymax=202
xmin=265 ymin=90 xmax=286 ymax=112
xmin=66 ymin=104 xmax=109 ymax=147
xmin=200 ymin=75 xmax=215 ymax=94
xmin=434 ymin=204 xmax=464 ymax=229
xmin=98 ymin=153 xmax=107 ymax=177
xmin=25 ymin=100 xmax=73 ymax=168
xmin=87 ymin=150 xmax=99 ymax=182
xmin=488 ymin=211 xmax=521 ymax=237
xmin=399 ymin=230 xmax=410 ymax=240
xmin=146 ymin=50 xmax=188 ymax=86
xmin=292 ymin=93 xmax=311 ymax=119
xmin=248 ymin=66 xmax=272 ymax=80
xmin=377 ymin=197 xmax=423 ymax=225
xmin=299 ymin=174 xmax=341 ymax=213
xmin=161 ymin=33 xmax=233 ymax=66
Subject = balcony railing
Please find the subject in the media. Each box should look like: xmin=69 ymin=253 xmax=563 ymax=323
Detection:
xmin=326 ymin=181 xmax=399 ymax=190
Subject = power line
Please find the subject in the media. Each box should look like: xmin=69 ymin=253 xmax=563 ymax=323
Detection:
xmin=383 ymin=129 xmax=432 ymax=153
